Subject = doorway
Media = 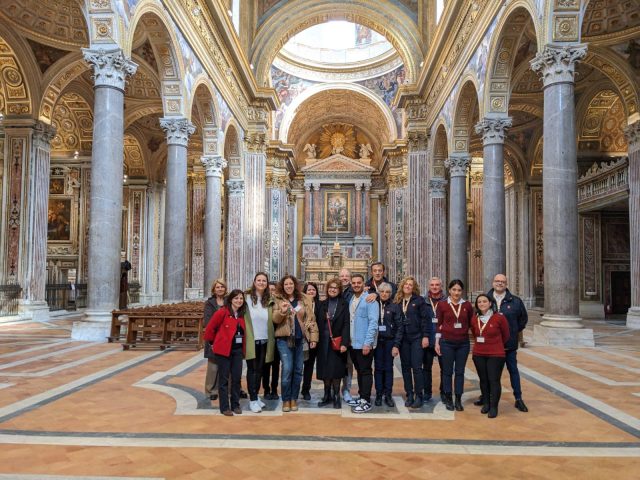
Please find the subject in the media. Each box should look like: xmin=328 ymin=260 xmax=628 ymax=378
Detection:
xmin=610 ymin=271 xmax=631 ymax=314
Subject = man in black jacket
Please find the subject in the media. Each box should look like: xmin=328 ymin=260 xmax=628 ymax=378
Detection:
xmin=486 ymin=274 xmax=529 ymax=412
xmin=365 ymin=262 xmax=397 ymax=300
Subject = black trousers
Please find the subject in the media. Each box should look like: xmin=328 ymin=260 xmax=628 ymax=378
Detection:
xmin=350 ymin=348 xmax=374 ymax=402
xmin=472 ymin=355 xmax=505 ymax=408
xmin=262 ymin=347 xmax=280 ymax=394
xmin=441 ymin=340 xmax=470 ymax=395
xmin=423 ymin=346 xmax=444 ymax=396
xmin=302 ymin=345 xmax=318 ymax=393
xmin=216 ymin=347 xmax=243 ymax=412
xmin=399 ymin=337 xmax=424 ymax=397
xmin=246 ymin=341 xmax=267 ymax=401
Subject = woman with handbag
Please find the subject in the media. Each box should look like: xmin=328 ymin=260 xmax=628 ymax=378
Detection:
xmin=272 ymin=275 xmax=319 ymax=412
xmin=301 ymin=282 xmax=321 ymax=401
xmin=244 ymin=272 xmax=276 ymax=413
xmin=203 ymin=279 xmax=227 ymax=401
xmin=315 ymin=278 xmax=350 ymax=409
xmin=204 ymin=289 xmax=248 ymax=416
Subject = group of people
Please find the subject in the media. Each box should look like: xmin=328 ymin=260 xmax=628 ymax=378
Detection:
xmin=203 ymin=263 xmax=529 ymax=419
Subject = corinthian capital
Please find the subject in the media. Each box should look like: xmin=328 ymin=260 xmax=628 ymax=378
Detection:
xmin=226 ymin=179 xmax=245 ymax=196
xmin=201 ymin=155 xmax=227 ymax=178
xmin=429 ymin=178 xmax=447 ymax=198
xmin=530 ymin=44 xmax=587 ymax=87
xmin=444 ymin=154 xmax=471 ymax=177
xmin=624 ymin=121 xmax=640 ymax=153
xmin=475 ymin=117 xmax=512 ymax=145
xmin=159 ymin=117 xmax=196 ymax=147
xmin=32 ymin=121 xmax=56 ymax=149
xmin=82 ymin=48 xmax=138 ymax=91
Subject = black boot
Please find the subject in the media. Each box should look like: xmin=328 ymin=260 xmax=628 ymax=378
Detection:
xmin=474 ymin=395 xmax=484 ymax=406
xmin=317 ymin=384 xmax=332 ymax=407
xmin=404 ymin=392 xmax=414 ymax=407
xmin=384 ymin=394 xmax=395 ymax=408
xmin=488 ymin=406 xmax=498 ymax=418
xmin=454 ymin=394 xmax=464 ymax=411
xmin=332 ymin=381 xmax=341 ymax=409
xmin=481 ymin=402 xmax=490 ymax=414
xmin=374 ymin=393 xmax=383 ymax=407
xmin=444 ymin=393 xmax=454 ymax=411
xmin=410 ymin=394 xmax=423 ymax=409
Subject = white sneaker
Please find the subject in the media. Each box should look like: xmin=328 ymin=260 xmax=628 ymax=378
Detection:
xmin=257 ymin=397 xmax=266 ymax=408
xmin=249 ymin=400 xmax=262 ymax=413
xmin=352 ymin=400 xmax=372 ymax=413
xmin=346 ymin=396 xmax=360 ymax=407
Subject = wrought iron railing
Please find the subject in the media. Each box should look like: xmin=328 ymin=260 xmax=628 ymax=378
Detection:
xmin=0 ymin=284 xmax=22 ymax=316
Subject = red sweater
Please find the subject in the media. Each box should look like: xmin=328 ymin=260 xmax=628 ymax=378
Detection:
xmin=203 ymin=307 xmax=246 ymax=358
xmin=470 ymin=312 xmax=510 ymax=357
xmin=436 ymin=300 xmax=473 ymax=342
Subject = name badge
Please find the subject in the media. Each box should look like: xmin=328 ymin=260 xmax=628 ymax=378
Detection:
xmin=432 ymin=317 xmax=438 ymax=323
xmin=476 ymin=336 xmax=485 ymax=343
xmin=379 ymin=325 xmax=387 ymax=332
xmin=454 ymin=322 xmax=462 ymax=329
xmin=235 ymin=336 xmax=243 ymax=344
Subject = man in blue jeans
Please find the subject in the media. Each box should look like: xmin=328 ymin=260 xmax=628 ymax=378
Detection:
xmin=486 ymin=274 xmax=529 ymax=412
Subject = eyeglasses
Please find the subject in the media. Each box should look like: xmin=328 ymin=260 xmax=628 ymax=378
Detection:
xmin=327 ymin=286 xmax=338 ymax=290
xmin=493 ymin=280 xmax=506 ymax=284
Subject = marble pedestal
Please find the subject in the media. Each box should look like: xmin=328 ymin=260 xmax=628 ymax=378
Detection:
xmin=18 ymin=301 xmax=50 ymax=322
xmin=71 ymin=310 xmax=112 ymax=342
xmin=531 ymin=324 xmax=595 ymax=347
xmin=627 ymin=308 xmax=640 ymax=329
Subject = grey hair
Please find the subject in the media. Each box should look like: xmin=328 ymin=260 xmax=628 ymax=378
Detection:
xmin=378 ymin=282 xmax=393 ymax=292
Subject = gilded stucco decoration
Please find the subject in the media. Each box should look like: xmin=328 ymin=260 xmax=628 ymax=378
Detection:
xmin=0 ymin=0 xmax=89 ymax=49
xmin=0 ymin=37 xmax=31 ymax=115
xmin=51 ymin=92 xmax=93 ymax=154
xmin=579 ymin=89 xmax=628 ymax=154
xmin=124 ymin=133 xmax=147 ymax=177
xmin=581 ymin=0 xmax=640 ymax=40
xmin=452 ymin=81 xmax=480 ymax=153
xmin=39 ymin=56 xmax=88 ymax=122
xmin=125 ymin=61 xmax=161 ymax=98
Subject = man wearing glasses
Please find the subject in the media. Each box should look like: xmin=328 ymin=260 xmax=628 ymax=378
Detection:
xmin=486 ymin=274 xmax=529 ymax=412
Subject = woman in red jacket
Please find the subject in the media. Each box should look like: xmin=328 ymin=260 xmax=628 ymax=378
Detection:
xmin=471 ymin=294 xmax=510 ymax=418
xmin=204 ymin=289 xmax=247 ymax=416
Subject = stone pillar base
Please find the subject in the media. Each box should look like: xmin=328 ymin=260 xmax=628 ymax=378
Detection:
xmin=531 ymin=324 xmax=595 ymax=347
xmin=18 ymin=301 xmax=50 ymax=321
xmin=626 ymin=307 xmax=640 ymax=329
xmin=540 ymin=314 xmax=584 ymax=329
xmin=71 ymin=310 xmax=112 ymax=342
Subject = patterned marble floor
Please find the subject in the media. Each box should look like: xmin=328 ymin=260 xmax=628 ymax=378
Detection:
xmin=0 ymin=311 xmax=639 ymax=479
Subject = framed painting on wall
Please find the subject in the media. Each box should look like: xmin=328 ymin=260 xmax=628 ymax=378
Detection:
xmin=324 ymin=190 xmax=351 ymax=234
xmin=47 ymin=198 xmax=72 ymax=242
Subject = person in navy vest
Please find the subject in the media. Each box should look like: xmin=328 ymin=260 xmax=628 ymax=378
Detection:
xmin=423 ymin=276 xmax=446 ymax=402
xmin=374 ymin=282 xmax=399 ymax=407
xmin=486 ymin=274 xmax=529 ymax=412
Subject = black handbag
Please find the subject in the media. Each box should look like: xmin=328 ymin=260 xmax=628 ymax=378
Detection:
xmin=203 ymin=341 xmax=216 ymax=359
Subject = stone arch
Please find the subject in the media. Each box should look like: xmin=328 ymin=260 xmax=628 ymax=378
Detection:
xmin=223 ymin=121 xmax=243 ymax=180
xmin=503 ymin=139 xmax=527 ymax=185
xmin=250 ymin=1 xmax=423 ymax=87
xmin=577 ymin=88 xmax=628 ymax=155
xmin=50 ymin=90 xmax=93 ymax=155
xmin=483 ymin=3 xmax=539 ymax=116
xmin=128 ymin=3 xmax=187 ymax=117
xmin=451 ymin=80 xmax=480 ymax=154
xmin=431 ymin=122 xmax=449 ymax=178
xmin=39 ymin=53 xmax=88 ymax=122
xmin=123 ymin=132 xmax=148 ymax=178
xmin=0 ymin=27 xmax=41 ymax=117
xmin=189 ymin=77 xmax=221 ymax=157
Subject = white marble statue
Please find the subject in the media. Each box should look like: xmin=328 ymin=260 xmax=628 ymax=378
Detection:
xmin=303 ymin=143 xmax=317 ymax=159
xmin=359 ymin=143 xmax=373 ymax=159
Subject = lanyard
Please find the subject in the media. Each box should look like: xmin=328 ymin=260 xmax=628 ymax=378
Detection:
xmin=429 ymin=297 xmax=438 ymax=312
xmin=402 ymin=298 xmax=410 ymax=315
xmin=379 ymin=301 xmax=385 ymax=325
xmin=449 ymin=302 xmax=461 ymax=320
xmin=477 ymin=314 xmax=490 ymax=336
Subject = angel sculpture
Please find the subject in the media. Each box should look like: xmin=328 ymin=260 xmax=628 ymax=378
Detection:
xmin=359 ymin=143 xmax=373 ymax=159
xmin=303 ymin=143 xmax=317 ymax=159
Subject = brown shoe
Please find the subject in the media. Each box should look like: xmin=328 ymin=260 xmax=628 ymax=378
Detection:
xmin=290 ymin=400 xmax=298 ymax=411
xmin=282 ymin=400 xmax=291 ymax=412
xmin=222 ymin=410 xmax=233 ymax=416
xmin=233 ymin=407 xmax=242 ymax=415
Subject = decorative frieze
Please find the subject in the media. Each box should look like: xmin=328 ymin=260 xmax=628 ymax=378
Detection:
xmin=82 ymin=48 xmax=138 ymax=91
xmin=475 ymin=117 xmax=512 ymax=145
xmin=159 ymin=117 xmax=195 ymax=147
xmin=530 ymin=44 xmax=587 ymax=87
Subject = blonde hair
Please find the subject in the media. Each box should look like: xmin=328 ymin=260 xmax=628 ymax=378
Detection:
xmin=210 ymin=278 xmax=228 ymax=297
xmin=393 ymin=276 xmax=421 ymax=304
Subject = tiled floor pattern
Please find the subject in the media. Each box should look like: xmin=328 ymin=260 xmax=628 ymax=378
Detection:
xmin=0 ymin=312 xmax=639 ymax=479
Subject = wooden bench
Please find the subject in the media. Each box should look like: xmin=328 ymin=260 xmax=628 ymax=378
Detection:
xmin=109 ymin=302 xmax=205 ymax=351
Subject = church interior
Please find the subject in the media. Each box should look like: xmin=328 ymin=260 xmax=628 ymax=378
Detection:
xmin=0 ymin=1 xmax=640 ymax=478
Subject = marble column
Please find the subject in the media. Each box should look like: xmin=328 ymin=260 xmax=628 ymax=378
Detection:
xmin=266 ymin=171 xmax=289 ymax=280
xmin=243 ymin=134 xmax=267 ymax=286
xmin=364 ymin=185 xmax=371 ymax=236
xmin=445 ymin=154 xmax=470 ymax=289
xmin=531 ymin=44 xmax=594 ymax=346
xmin=429 ymin=177 xmax=447 ymax=283
xmin=201 ymin=155 xmax=227 ymax=294
xmin=475 ymin=117 xmax=512 ymax=290
xmin=159 ymin=117 xmax=195 ymax=302
xmin=18 ymin=121 xmax=56 ymax=320
xmin=304 ymin=185 xmax=312 ymax=236
xmin=73 ymin=48 xmax=137 ymax=341
xmin=355 ymin=184 xmax=362 ymax=237
xmin=226 ymin=179 xmax=244 ymax=289
xmin=624 ymin=121 xmax=640 ymax=328
xmin=313 ymin=183 xmax=322 ymax=236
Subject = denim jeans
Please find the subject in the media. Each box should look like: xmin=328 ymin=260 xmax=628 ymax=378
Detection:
xmin=505 ymin=349 xmax=522 ymax=399
xmin=440 ymin=339 xmax=470 ymax=395
xmin=277 ymin=338 xmax=304 ymax=402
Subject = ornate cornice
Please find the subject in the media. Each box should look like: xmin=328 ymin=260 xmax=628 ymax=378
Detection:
xmin=475 ymin=117 xmax=512 ymax=146
xmin=244 ymin=132 xmax=267 ymax=153
xmin=82 ymin=48 xmax=137 ymax=91
xmin=407 ymin=130 xmax=429 ymax=151
xmin=226 ymin=179 xmax=245 ymax=196
xmin=201 ymin=155 xmax=227 ymax=178
xmin=444 ymin=154 xmax=471 ymax=177
xmin=159 ymin=117 xmax=196 ymax=147
xmin=266 ymin=172 xmax=290 ymax=189
xmin=624 ymin=121 xmax=640 ymax=153
xmin=530 ymin=44 xmax=588 ymax=87
xmin=429 ymin=178 xmax=447 ymax=198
